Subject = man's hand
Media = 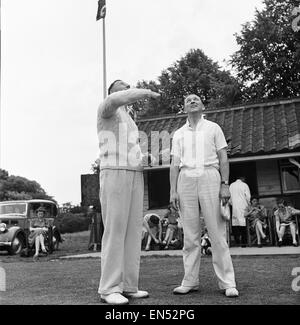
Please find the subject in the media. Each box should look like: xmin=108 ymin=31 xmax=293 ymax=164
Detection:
xmin=170 ymin=192 xmax=180 ymax=211
xmin=220 ymin=184 xmax=230 ymax=205
xmin=148 ymin=91 xmax=161 ymax=99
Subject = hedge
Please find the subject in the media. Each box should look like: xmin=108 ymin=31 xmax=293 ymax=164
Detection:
xmin=55 ymin=213 xmax=93 ymax=234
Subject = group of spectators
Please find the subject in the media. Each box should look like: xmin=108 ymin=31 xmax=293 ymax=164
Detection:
xmin=141 ymin=205 xmax=183 ymax=251
xmin=230 ymin=177 xmax=300 ymax=248
xmin=141 ymin=205 xmax=211 ymax=254
xmin=142 ymin=177 xmax=300 ymax=252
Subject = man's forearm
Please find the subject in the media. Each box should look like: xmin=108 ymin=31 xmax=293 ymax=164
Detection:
xmin=170 ymin=164 xmax=180 ymax=195
xmin=100 ymin=88 xmax=154 ymax=118
xmin=219 ymin=158 xmax=229 ymax=183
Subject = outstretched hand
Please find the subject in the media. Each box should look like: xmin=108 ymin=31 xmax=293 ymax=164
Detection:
xmin=148 ymin=91 xmax=161 ymax=99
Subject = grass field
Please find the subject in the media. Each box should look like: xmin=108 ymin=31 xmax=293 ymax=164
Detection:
xmin=0 ymin=252 xmax=299 ymax=305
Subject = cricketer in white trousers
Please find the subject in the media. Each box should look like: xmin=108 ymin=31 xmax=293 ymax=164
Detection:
xmin=178 ymin=167 xmax=236 ymax=290
xmin=98 ymin=169 xmax=144 ymax=295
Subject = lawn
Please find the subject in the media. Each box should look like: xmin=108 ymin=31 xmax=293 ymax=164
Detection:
xmin=0 ymin=253 xmax=299 ymax=305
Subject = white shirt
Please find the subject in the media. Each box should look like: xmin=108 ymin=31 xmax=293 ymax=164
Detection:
xmin=229 ymin=180 xmax=251 ymax=227
xmin=97 ymin=89 xmax=151 ymax=171
xmin=171 ymin=117 xmax=227 ymax=173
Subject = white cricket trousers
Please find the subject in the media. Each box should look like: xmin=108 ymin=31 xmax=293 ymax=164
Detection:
xmin=98 ymin=169 xmax=144 ymax=295
xmin=177 ymin=167 xmax=236 ymax=290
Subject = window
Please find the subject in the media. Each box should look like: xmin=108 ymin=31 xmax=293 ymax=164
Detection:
xmin=27 ymin=203 xmax=56 ymax=218
xmin=0 ymin=204 xmax=26 ymax=215
xmin=280 ymin=165 xmax=300 ymax=193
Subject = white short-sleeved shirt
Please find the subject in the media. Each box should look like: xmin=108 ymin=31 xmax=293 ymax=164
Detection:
xmin=171 ymin=117 xmax=227 ymax=171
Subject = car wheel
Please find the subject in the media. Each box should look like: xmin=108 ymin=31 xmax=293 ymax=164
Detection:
xmin=8 ymin=234 xmax=25 ymax=255
xmin=52 ymin=232 xmax=60 ymax=251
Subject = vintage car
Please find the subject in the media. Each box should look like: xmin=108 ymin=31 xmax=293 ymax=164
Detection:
xmin=0 ymin=199 xmax=62 ymax=255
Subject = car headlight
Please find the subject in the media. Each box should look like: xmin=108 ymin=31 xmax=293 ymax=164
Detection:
xmin=0 ymin=223 xmax=7 ymax=233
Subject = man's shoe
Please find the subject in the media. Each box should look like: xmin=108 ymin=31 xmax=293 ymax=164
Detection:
xmin=100 ymin=293 xmax=129 ymax=305
xmin=123 ymin=290 xmax=149 ymax=299
xmin=225 ymin=288 xmax=239 ymax=298
xmin=173 ymin=285 xmax=199 ymax=295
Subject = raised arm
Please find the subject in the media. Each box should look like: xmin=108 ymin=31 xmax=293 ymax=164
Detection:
xmin=99 ymin=88 xmax=160 ymax=119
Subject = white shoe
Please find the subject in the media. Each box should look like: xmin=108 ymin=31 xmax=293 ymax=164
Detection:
xmin=173 ymin=285 xmax=199 ymax=295
xmin=123 ymin=290 xmax=149 ymax=299
xmin=225 ymin=288 xmax=239 ymax=298
xmin=100 ymin=293 xmax=129 ymax=305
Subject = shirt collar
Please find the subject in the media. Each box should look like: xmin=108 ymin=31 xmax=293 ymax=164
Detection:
xmin=186 ymin=116 xmax=205 ymax=130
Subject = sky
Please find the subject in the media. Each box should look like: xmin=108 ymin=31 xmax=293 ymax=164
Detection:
xmin=0 ymin=0 xmax=264 ymax=206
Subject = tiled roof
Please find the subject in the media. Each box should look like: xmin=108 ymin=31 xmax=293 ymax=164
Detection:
xmin=137 ymin=98 xmax=300 ymax=158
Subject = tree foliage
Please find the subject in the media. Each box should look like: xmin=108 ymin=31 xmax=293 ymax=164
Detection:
xmin=135 ymin=49 xmax=242 ymax=117
xmin=0 ymin=169 xmax=54 ymax=201
xmin=91 ymin=159 xmax=100 ymax=175
xmin=230 ymin=0 xmax=300 ymax=100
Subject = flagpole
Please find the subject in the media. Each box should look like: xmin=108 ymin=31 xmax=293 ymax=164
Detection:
xmin=0 ymin=0 xmax=2 ymax=167
xmin=102 ymin=17 xmax=107 ymax=99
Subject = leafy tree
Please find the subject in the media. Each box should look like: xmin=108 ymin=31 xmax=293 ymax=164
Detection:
xmin=91 ymin=159 xmax=100 ymax=174
xmin=230 ymin=0 xmax=300 ymax=100
xmin=135 ymin=49 xmax=242 ymax=117
xmin=0 ymin=169 xmax=54 ymax=201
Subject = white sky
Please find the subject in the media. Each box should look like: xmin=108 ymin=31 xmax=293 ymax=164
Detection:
xmin=0 ymin=0 xmax=264 ymax=206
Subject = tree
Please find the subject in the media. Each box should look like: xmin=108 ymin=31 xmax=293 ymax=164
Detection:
xmin=91 ymin=159 xmax=100 ymax=174
xmin=230 ymin=0 xmax=300 ymax=100
xmin=134 ymin=49 xmax=242 ymax=117
xmin=0 ymin=169 xmax=54 ymax=201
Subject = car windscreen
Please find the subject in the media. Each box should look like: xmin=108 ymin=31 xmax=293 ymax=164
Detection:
xmin=28 ymin=203 xmax=57 ymax=218
xmin=0 ymin=203 xmax=27 ymax=215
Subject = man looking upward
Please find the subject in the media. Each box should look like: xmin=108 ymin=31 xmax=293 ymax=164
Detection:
xmin=170 ymin=94 xmax=239 ymax=298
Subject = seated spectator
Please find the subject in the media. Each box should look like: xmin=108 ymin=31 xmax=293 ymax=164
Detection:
xmin=162 ymin=205 xmax=179 ymax=250
xmin=142 ymin=213 xmax=162 ymax=251
xmin=245 ymin=196 xmax=268 ymax=248
xmin=275 ymin=199 xmax=300 ymax=247
xmin=28 ymin=207 xmax=49 ymax=261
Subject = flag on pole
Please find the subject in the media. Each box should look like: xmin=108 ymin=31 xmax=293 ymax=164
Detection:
xmin=96 ymin=0 xmax=106 ymax=21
